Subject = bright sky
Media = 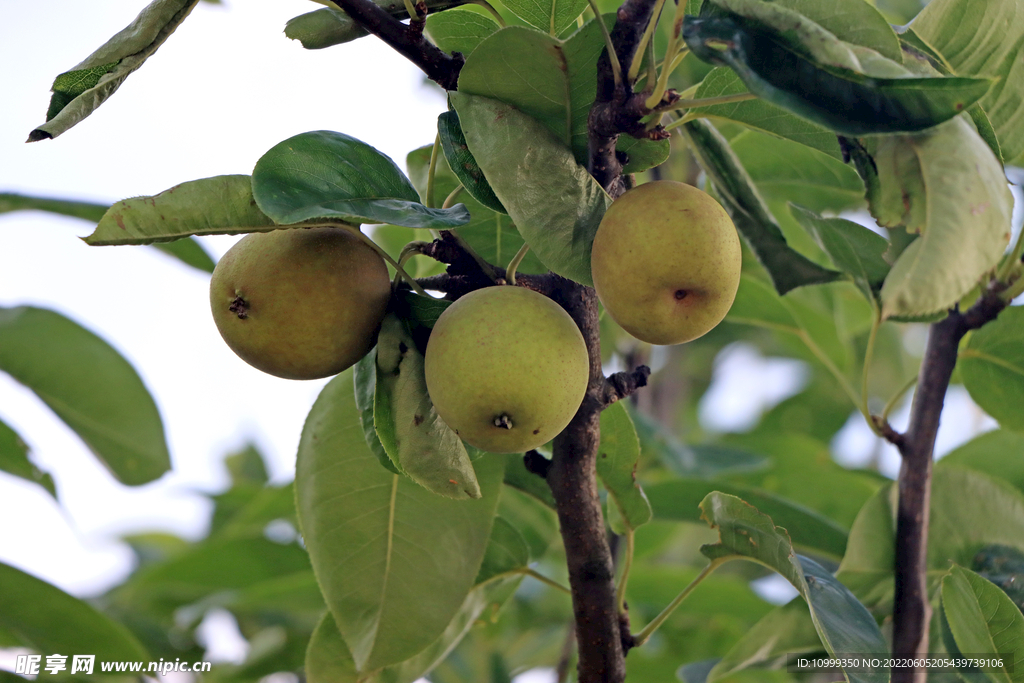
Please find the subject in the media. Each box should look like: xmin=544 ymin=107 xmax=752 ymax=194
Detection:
xmin=0 ymin=0 xmax=1006 ymax=654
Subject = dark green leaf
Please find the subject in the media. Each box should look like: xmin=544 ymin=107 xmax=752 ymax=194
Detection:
xmin=941 ymin=430 xmax=1024 ymax=494
xmin=451 ymin=93 xmax=611 ymax=286
xmin=688 ymin=68 xmax=844 ymax=159
xmin=790 ymin=205 xmax=890 ymax=301
xmin=0 ymin=307 xmax=169 ymax=486
xmin=29 ymin=0 xmax=201 ymax=141
xmin=973 ymin=544 xmax=1024 ymax=613
xmin=354 ymin=350 xmax=402 ymax=475
xmin=149 ymin=239 xmax=216 ymax=273
xmin=426 ymin=8 xmax=501 ymax=57
xmin=393 ymin=290 xmax=451 ymax=332
xmin=222 ymin=444 xmax=269 ymax=486
xmin=646 ymin=480 xmax=849 ymax=559
xmin=684 ymin=12 xmax=992 ymax=135
xmin=502 ymin=454 xmax=557 ymax=508
xmin=0 ymin=419 xmax=55 ymax=498
xmin=0 ymin=561 xmax=149 ymax=661
xmin=679 ymin=120 xmax=840 ymax=294
xmin=596 ymin=402 xmax=651 ymax=533
xmin=438 ymin=111 xmax=506 ymax=214
xmin=374 ymin=314 xmax=482 ymax=499
xmin=699 ymin=493 xmax=888 ymax=683
xmin=911 ymin=0 xmax=1024 ymax=160
xmin=295 ymin=368 xmax=504 ymax=671
xmin=252 ymin=131 xmax=469 ymax=229
xmin=942 ymin=565 xmax=1024 ymax=683
xmin=868 ymin=118 xmax=1012 ymax=319
xmin=496 ymin=485 xmax=560 ymax=558
xmin=961 ymin=307 xmax=1024 ymax=432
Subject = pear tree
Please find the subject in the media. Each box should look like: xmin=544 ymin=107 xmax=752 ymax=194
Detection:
xmin=2 ymin=0 xmax=1024 ymax=682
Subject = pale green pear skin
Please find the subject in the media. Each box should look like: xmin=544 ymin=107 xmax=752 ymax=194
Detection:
xmin=210 ymin=227 xmax=391 ymax=380
xmin=424 ymin=286 xmax=589 ymax=453
xmin=591 ymin=181 xmax=742 ymax=345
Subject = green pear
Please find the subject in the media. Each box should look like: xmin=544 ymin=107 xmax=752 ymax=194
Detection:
xmin=424 ymin=286 xmax=589 ymax=453
xmin=210 ymin=227 xmax=391 ymax=380
xmin=591 ymin=181 xmax=741 ymax=345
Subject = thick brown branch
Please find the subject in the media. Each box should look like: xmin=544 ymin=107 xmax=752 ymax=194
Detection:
xmin=546 ymin=280 xmax=627 ymax=683
xmin=327 ymin=0 xmax=464 ymax=89
xmin=889 ymin=287 xmax=1006 ymax=683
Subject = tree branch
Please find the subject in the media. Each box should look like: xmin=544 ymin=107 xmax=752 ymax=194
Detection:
xmin=601 ymin=366 xmax=652 ymax=406
xmin=588 ymin=0 xmax=668 ymax=197
xmin=882 ymin=287 xmax=1007 ymax=683
xmin=327 ymin=0 xmax=464 ymax=89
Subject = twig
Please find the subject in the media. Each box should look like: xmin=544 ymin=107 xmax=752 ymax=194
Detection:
xmin=600 ymin=366 xmax=652 ymax=406
xmin=326 ymin=0 xmax=464 ymax=89
xmin=879 ymin=287 xmax=1007 ymax=683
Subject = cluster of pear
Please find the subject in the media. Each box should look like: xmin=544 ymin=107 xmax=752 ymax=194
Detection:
xmin=208 ymin=180 xmax=740 ymax=454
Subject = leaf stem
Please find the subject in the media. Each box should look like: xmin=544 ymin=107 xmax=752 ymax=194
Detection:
xmin=506 ymin=243 xmax=531 ymax=286
xmin=520 ymin=567 xmax=572 ymax=595
xmin=796 ymin=329 xmax=862 ymax=413
xmin=653 ymin=91 xmax=755 ymax=115
xmin=614 ymin=529 xmax=634 ymax=614
xmin=587 ymin=0 xmax=623 ymax=89
xmin=996 ymin=225 xmax=1024 ymax=284
xmin=400 ymin=0 xmax=422 ymax=21
xmin=628 ymin=0 xmax=667 ymax=82
xmin=441 ymin=184 xmax=465 ymax=209
xmin=861 ymin=306 xmax=883 ymax=436
xmin=426 ymin=133 xmax=441 ymax=209
xmin=633 ymin=560 xmax=721 ymax=647
xmin=468 ymin=0 xmax=506 ymax=26
xmin=334 ymin=224 xmax=429 ymax=295
xmin=644 ymin=0 xmax=687 ymax=109
xmin=882 ymin=374 xmax=918 ymax=423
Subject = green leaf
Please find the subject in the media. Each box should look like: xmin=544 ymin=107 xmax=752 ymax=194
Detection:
xmin=252 ymin=131 xmax=469 ymax=229
xmin=870 ymin=118 xmax=1012 ymax=319
xmin=940 ymin=430 xmax=1024 ymax=494
xmin=707 ymin=600 xmax=823 ymax=682
xmin=790 ymin=205 xmax=890 ymax=301
xmin=688 ymin=68 xmax=844 ymax=159
xmin=596 ymin=402 xmax=651 ymax=533
xmin=838 ymin=467 xmax=1024 ymax=610
xmin=426 ymin=8 xmax=501 ymax=57
xmin=438 ymin=111 xmax=506 ymax=214
xmin=961 ymin=308 xmax=1024 ymax=432
xmin=0 ymin=561 xmax=149 ymax=661
xmin=1 ymin=191 xmax=216 ymax=273
xmin=87 ymin=175 xmax=277 ymax=244
xmin=458 ymin=22 xmax=668 ymax=175
xmin=285 ymin=0 xmax=462 ymax=49
xmin=684 ymin=11 xmax=992 ymax=135
xmin=295 ymin=368 xmax=505 ymax=671
xmin=500 ymin=0 xmax=586 ymax=36
xmin=450 ymin=92 xmax=611 ymax=286
xmin=911 ymin=0 xmax=1024 ymax=161
xmin=973 ymin=544 xmax=1024 ymax=613
xmin=406 ymin=145 xmax=548 ymax=275
xmin=679 ymin=120 xmax=840 ymax=294
xmin=0 ymin=307 xmax=169 ymax=486
xmin=306 ymin=573 xmax=522 ymax=683
xmin=726 ymin=275 xmax=849 ymax=373
xmin=502 ymin=454 xmax=557 ymax=508
xmin=646 ymin=479 xmax=849 ymax=559
xmin=942 ymin=565 xmax=1024 ymax=683
xmin=727 ymin=130 xmax=864 ymax=212
xmin=475 ymin=517 xmax=530 ymax=583
xmin=29 ymin=0 xmax=201 ymax=141
xmin=373 ymin=314 xmax=482 ymax=499
xmin=354 ymin=350 xmax=402 ymax=475
xmin=0 ymin=419 xmax=55 ymax=497
xmin=699 ymin=493 xmax=888 ymax=683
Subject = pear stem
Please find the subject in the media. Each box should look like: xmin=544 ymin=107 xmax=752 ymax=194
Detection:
xmin=334 ymin=224 xmax=429 ymax=296
xmin=506 ymin=243 xmax=531 ymax=286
